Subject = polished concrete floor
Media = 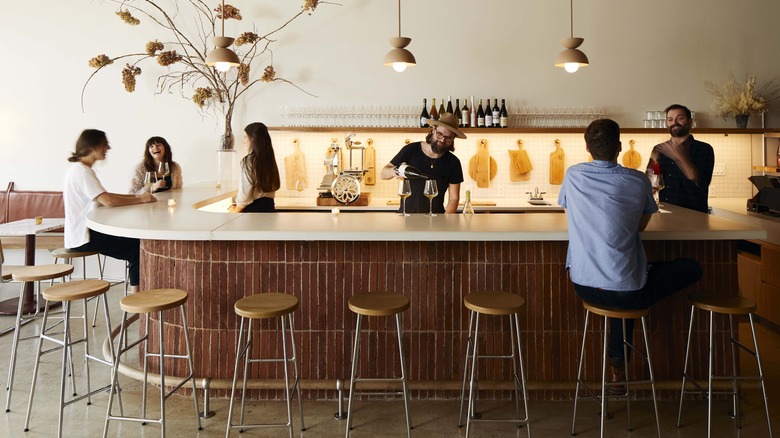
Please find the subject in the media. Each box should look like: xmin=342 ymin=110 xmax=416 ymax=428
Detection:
xmin=1 ymin=282 xmax=778 ymax=437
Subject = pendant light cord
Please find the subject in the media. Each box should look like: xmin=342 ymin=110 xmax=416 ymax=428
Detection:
xmin=569 ymin=0 xmax=573 ymax=37
xmin=221 ymin=0 xmax=226 ymax=37
xmin=397 ymin=0 xmax=402 ymax=37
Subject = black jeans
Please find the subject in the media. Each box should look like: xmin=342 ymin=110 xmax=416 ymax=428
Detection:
xmin=70 ymin=229 xmax=140 ymax=286
xmin=572 ymin=257 xmax=702 ymax=366
xmin=243 ymin=197 xmax=275 ymax=212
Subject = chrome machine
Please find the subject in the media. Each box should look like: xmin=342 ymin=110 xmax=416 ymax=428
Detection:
xmin=317 ymin=134 xmax=368 ymax=204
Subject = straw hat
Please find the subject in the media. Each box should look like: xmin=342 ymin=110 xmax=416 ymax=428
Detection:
xmin=424 ymin=113 xmax=467 ymax=139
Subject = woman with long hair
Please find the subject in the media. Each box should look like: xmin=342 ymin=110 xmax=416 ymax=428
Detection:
xmin=229 ymin=122 xmax=281 ymax=212
xmin=129 ymin=136 xmax=183 ymax=194
xmin=64 ymin=129 xmax=156 ymax=292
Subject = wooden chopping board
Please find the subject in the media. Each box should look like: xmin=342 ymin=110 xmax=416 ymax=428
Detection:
xmin=364 ymin=138 xmax=376 ymax=185
xmin=508 ymin=139 xmax=532 ymax=181
xmin=284 ymin=138 xmax=307 ymax=191
xmin=468 ymin=139 xmax=497 ymax=188
xmin=549 ymin=139 xmax=565 ymax=185
xmin=622 ymin=139 xmax=642 ymax=169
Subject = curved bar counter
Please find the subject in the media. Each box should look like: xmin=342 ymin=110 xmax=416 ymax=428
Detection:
xmin=88 ymin=184 xmax=767 ymax=400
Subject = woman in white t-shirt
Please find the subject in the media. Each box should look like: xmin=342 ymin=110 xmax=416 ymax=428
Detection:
xmin=228 ymin=122 xmax=280 ymax=212
xmin=63 ymin=129 xmax=156 ymax=293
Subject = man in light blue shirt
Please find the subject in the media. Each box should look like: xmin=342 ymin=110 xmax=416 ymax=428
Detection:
xmin=559 ymin=119 xmax=702 ymax=393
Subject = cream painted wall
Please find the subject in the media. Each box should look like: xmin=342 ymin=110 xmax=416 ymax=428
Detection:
xmin=1 ymin=0 xmax=779 ymax=192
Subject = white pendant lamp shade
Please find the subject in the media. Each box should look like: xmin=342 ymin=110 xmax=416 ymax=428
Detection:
xmin=555 ymin=0 xmax=588 ymax=73
xmin=206 ymin=1 xmax=240 ymax=72
xmin=384 ymin=37 xmax=416 ymax=72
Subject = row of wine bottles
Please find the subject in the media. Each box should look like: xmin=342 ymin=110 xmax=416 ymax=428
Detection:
xmin=420 ymin=96 xmax=509 ymax=129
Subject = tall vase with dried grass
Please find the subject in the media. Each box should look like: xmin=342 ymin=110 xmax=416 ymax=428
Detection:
xmin=704 ymin=72 xmax=780 ymax=128
xmin=82 ymin=1 xmax=335 ymax=149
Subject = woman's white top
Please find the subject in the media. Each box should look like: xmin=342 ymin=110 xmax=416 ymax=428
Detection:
xmin=235 ymin=160 xmax=275 ymax=208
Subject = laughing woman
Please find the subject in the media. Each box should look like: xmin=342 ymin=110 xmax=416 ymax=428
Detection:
xmin=64 ymin=129 xmax=156 ymax=293
xmin=228 ymin=122 xmax=281 ymax=213
xmin=129 ymin=136 xmax=183 ymax=194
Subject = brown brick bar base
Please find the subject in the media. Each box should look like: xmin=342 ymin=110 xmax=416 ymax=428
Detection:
xmin=137 ymin=239 xmax=738 ymax=401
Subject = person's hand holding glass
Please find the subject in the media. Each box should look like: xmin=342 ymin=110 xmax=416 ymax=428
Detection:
xmin=156 ymin=162 xmax=170 ymax=190
xmin=143 ymin=171 xmax=158 ymax=194
xmin=423 ymin=180 xmax=438 ymax=216
xmin=397 ymin=179 xmax=411 ymax=216
xmin=647 ymin=162 xmax=664 ymax=207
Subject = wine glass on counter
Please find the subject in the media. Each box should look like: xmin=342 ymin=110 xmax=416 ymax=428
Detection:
xmin=397 ymin=179 xmax=412 ymax=216
xmin=649 ymin=170 xmax=664 ymax=207
xmin=144 ymin=171 xmax=158 ymax=194
xmin=423 ymin=180 xmax=438 ymax=217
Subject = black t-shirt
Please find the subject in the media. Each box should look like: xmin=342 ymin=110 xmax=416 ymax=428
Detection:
xmin=389 ymin=142 xmax=464 ymax=213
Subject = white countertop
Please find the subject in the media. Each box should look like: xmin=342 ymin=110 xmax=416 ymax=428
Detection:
xmin=709 ymin=198 xmax=780 ymax=245
xmin=86 ymin=184 xmax=767 ymax=242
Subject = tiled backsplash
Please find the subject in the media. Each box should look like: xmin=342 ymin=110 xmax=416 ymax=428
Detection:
xmin=269 ymin=130 xmax=756 ymax=202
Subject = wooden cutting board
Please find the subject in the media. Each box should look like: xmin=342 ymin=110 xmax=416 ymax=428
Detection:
xmin=284 ymin=138 xmax=307 ymax=191
xmin=364 ymin=138 xmax=376 ymax=185
xmin=468 ymin=139 xmax=497 ymax=188
xmin=550 ymin=139 xmax=565 ymax=185
xmin=622 ymin=139 xmax=642 ymax=169
xmin=509 ymin=139 xmax=532 ymax=181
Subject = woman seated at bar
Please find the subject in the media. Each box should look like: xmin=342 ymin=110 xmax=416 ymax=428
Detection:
xmin=129 ymin=136 xmax=183 ymax=194
xmin=64 ymin=129 xmax=156 ymax=293
xmin=228 ymin=122 xmax=280 ymax=213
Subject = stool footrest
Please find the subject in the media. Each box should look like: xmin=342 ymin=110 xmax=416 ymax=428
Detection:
xmin=228 ymin=422 xmax=293 ymax=431
xmin=106 ymin=414 xmax=163 ymax=425
xmin=62 ymin=384 xmax=113 ymax=408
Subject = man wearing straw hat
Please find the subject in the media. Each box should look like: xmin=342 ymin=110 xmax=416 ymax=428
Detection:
xmin=380 ymin=113 xmax=466 ymax=214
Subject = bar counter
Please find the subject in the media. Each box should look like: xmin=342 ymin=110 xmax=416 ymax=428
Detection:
xmin=88 ymin=185 xmax=767 ymax=400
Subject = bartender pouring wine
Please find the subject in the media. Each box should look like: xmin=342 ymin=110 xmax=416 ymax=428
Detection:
xmin=380 ymin=112 xmax=466 ymax=214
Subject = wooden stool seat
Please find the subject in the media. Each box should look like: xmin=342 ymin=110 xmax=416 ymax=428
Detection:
xmin=12 ymin=264 xmax=74 ymax=282
xmin=119 ymin=288 xmax=188 ymax=314
xmin=2 ymin=265 xmax=23 ymax=281
xmin=42 ymin=279 xmax=110 ymax=302
xmin=687 ymin=294 xmax=757 ymax=315
xmin=582 ymin=301 xmax=650 ymax=319
xmin=464 ymin=291 xmax=525 ymax=315
xmin=50 ymin=248 xmax=100 ymax=259
xmin=234 ymin=293 xmax=299 ymax=319
xmin=348 ymin=292 xmax=410 ymax=316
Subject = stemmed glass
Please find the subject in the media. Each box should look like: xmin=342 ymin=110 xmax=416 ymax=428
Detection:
xmin=144 ymin=171 xmax=158 ymax=194
xmin=423 ymin=180 xmax=438 ymax=216
xmin=397 ymin=179 xmax=412 ymax=216
xmin=158 ymin=162 xmax=170 ymax=178
xmin=649 ymin=171 xmax=664 ymax=207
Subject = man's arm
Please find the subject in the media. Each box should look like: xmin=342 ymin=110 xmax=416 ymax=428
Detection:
xmin=445 ymin=183 xmax=460 ymax=213
xmin=96 ymin=192 xmax=155 ymax=207
xmin=380 ymin=163 xmax=400 ymax=180
xmin=654 ymin=141 xmax=700 ymax=183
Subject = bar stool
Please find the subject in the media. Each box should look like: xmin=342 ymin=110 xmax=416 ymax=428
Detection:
xmin=345 ymin=292 xmax=412 ymax=437
xmin=457 ymin=291 xmax=530 ymax=437
xmin=571 ymin=301 xmax=660 ymax=437
xmin=103 ymin=288 xmax=202 ymax=437
xmin=51 ymin=248 xmax=118 ymax=327
xmin=226 ymin=293 xmax=305 ymax=437
xmin=23 ymin=279 xmax=116 ymax=437
xmin=5 ymin=263 xmax=74 ymax=413
xmin=677 ymin=294 xmax=772 ymax=437
xmin=0 ymin=240 xmax=23 ymax=283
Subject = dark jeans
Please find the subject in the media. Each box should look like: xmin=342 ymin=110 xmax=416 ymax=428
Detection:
xmin=573 ymin=257 xmax=702 ymax=367
xmin=243 ymin=197 xmax=275 ymax=212
xmin=70 ymin=229 xmax=140 ymax=286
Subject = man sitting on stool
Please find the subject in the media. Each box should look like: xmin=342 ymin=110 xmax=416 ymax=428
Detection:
xmin=558 ymin=118 xmax=702 ymax=393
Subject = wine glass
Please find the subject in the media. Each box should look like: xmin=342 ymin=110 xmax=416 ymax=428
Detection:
xmin=144 ymin=171 xmax=158 ymax=194
xmin=158 ymin=162 xmax=170 ymax=178
xmin=649 ymin=171 xmax=664 ymax=207
xmin=397 ymin=179 xmax=412 ymax=216
xmin=423 ymin=180 xmax=439 ymax=216
xmin=294 ymin=179 xmax=304 ymax=193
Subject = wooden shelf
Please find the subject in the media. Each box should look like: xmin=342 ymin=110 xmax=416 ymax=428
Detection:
xmin=754 ymin=166 xmax=780 ymax=172
xmin=269 ymin=126 xmax=767 ymax=134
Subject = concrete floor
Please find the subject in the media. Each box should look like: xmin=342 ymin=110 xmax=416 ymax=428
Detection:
xmin=1 ymin=282 xmax=778 ymax=437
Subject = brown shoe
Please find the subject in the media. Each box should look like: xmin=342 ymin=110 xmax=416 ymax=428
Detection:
xmin=608 ymin=365 xmax=627 ymax=396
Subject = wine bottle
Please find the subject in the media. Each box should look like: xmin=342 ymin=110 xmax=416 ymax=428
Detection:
xmin=469 ymin=96 xmax=477 ymax=128
xmin=484 ymin=99 xmax=493 ymax=128
xmin=446 ymin=95 xmax=453 ymax=115
xmin=461 ymin=98 xmax=470 ymax=128
xmin=397 ymin=163 xmax=431 ymax=179
xmin=438 ymin=98 xmax=446 ymax=117
xmin=420 ymin=98 xmax=430 ymax=128
xmin=776 ymin=143 xmax=780 ymax=168
xmin=463 ymin=190 xmax=475 ymax=215
xmin=430 ymin=98 xmax=439 ymax=121
xmin=492 ymin=99 xmax=500 ymax=127
xmin=477 ymin=99 xmax=485 ymax=128
xmin=499 ymin=98 xmax=509 ymax=128
xmin=454 ymin=99 xmax=461 ymax=126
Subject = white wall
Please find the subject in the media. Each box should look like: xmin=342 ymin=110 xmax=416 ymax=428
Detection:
xmin=1 ymin=0 xmax=779 ymax=192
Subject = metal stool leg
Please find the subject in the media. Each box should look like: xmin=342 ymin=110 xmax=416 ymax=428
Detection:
xmin=512 ymin=313 xmax=530 ymax=434
xmin=728 ymin=314 xmax=741 ymax=428
xmin=239 ymin=319 xmax=253 ymax=429
xmin=395 ymin=313 xmax=412 ymax=437
xmin=599 ymin=315 xmax=609 ymax=438
xmin=103 ymin=312 xmax=129 ymax=437
xmin=677 ymin=305 xmax=696 ymax=427
xmin=465 ymin=312 xmax=480 ymax=438
xmin=180 ymin=306 xmax=202 ymax=431
xmin=639 ymin=316 xmax=661 ymax=437
xmin=22 ymin=301 xmax=52 ymax=431
xmin=345 ymin=314 xmax=362 ymax=437
xmin=157 ymin=310 xmax=167 ymax=437
xmin=4 ymin=281 xmax=27 ymax=412
xmin=457 ymin=310 xmax=475 ymax=427
xmin=622 ymin=318 xmax=631 ymax=431
xmin=226 ymin=316 xmax=247 ymax=435
xmin=748 ymin=314 xmax=773 ymax=437
xmin=288 ymin=313 xmax=306 ymax=431
xmin=571 ymin=309 xmax=591 ymax=435
xmin=280 ymin=315 xmax=294 ymax=438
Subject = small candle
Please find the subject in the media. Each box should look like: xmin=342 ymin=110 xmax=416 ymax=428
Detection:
xmin=35 ymin=216 xmax=43 ymax=225
xmin=168 ymin=199 xmax=176 ymax=207
xmin=331 ymin=207 xmax=340 ymax=215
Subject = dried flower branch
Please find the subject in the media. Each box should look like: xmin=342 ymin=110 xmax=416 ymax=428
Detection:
xmin=704 ymin=72 xmax=780 ymax=119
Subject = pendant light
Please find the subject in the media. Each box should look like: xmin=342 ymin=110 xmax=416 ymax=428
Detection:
xmin=206 ymin=0 xmax=240 ymax=72
xmin=554 ymin=0 xmax=589 ymax=73
xmin=383 ymin=0 xmax=416 ymax=72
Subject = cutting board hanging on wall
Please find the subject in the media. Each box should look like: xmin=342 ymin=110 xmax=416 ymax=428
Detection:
xmin=509 ymin=139 xmax=533 ymax=181
xmin=364 ymin=138 xmax=376 ymax=185
xmin=284 ymin=138 xmax=307 ymax=191
xmin=468 ymin=139 xmax=498 ymax=188
xmin=550 ymin=139 xmax=565 ymax=185
xmin=622 ymin=139 xmax=642 ymax=169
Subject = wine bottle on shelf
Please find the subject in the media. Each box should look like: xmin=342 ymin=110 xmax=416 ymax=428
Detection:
xmin=463 ymin=190 xmax=475 ymax=215
xmin=438 ymin=98 xmax=446 ymax=117
xmin=430 ymin=98 xmax=439 ymax=121
xmin=420 ymin=98 xmax=430 ymax=128
xmin=454 ymin=98 xmax=461 ymax=126
xmin=397 ymin=163 xmax=431 ymax=179
xmin=484 ymin=99 xmax=493 ymax=128
xmin=469 ymin=96 xmax=477 ymax=128
xmin=446 ymin=96 xmax=453 ymax=115
xmin=461 ymin=98 xmax=470 ymax=128
xmin=499 ymin=99 xmax=509 ymax=128
xmin=492 ymin=99 xmax=500 ymax=127
xmin=476 ymin=99 xmax=485 ymax=128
